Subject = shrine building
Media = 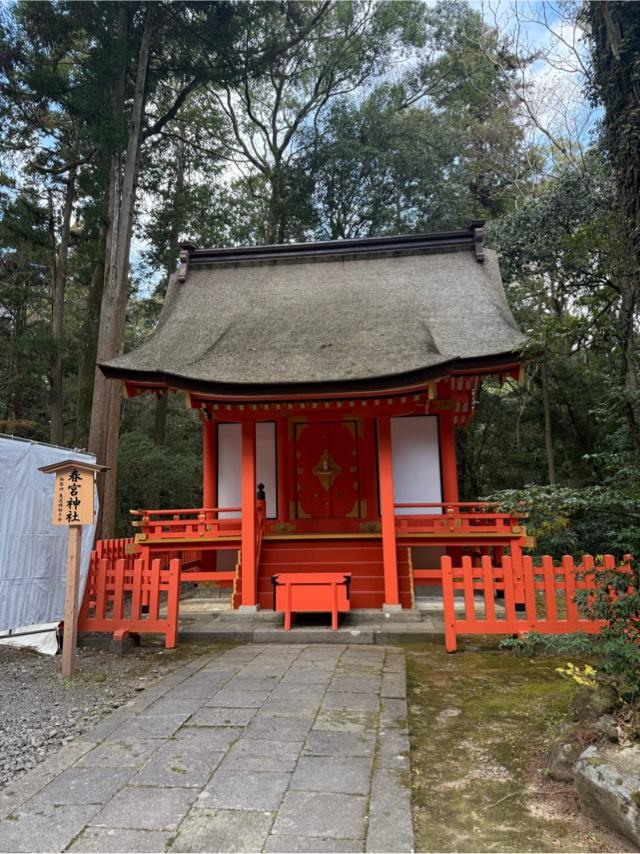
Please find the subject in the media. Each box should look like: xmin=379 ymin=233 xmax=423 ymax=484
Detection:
xmin=99 ymin=224 xmax=529 ymax=616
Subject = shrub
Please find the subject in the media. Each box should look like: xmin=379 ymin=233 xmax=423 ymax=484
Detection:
xmin=578 ymin=557 xmax=640 ymax=703
xmin=499 ymin=632 xmax=597 ymax=656
xmin=484 ymin=484 xmax=640 ymax=560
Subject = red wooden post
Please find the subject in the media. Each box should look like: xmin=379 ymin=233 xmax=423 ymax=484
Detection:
xmin=441 ymin=555 xmax=457 ymax=652
xmin=438 ymin=409 xmax=461 ymax=569
xmin=284 ymin=581 xmax=291 ymax=631
xmin=165 ymin=558 xmax=180 ymax=649
xmin=202 ymin=415 xmax=216 ymax=509
xmin=131 ymin=558 xmax=142 ymax=619
xmin=95 ymin=557 xmax=107 ymax=621
xmin=241 ymin=420 xmax=258 ymax=608
xmin=113 ymin=558 xmax=125 ymax=621
xmin=438 ymin=410 xmax=459 ymax=503
xmin=563 ymin=554 xmax=579 ymax=623
xmin=502 ymin=555 xmax=517 ymax=622
xmin=542 ymin=555 xmax=558 ymax=621
xmin=201 ymin=416 xmax=217 ymax=572
xmin=461 ymin=555 xmax=475 ymax=622
xmin=523 ymin=555 xmax=537 ymax=628
xmin=510 ymin=540 xmax=526 ymax=609
xmin=481 ymin=555 xmax=496 ymax=624
xmin=377 ymin=415 xmax=400 ymax=608
xmin=149 ymin=554 xmax=161 ymax=619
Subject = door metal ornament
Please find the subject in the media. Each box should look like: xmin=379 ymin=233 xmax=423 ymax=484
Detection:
xmin=312 ymin=450 xmax=342 ymax=490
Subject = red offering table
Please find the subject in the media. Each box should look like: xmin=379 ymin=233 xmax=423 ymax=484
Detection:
xmin=272 ymin=572 xmax=351 ymax=631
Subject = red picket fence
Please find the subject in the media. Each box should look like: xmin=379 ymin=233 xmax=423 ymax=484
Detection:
xmin=93 ymin=537 xmax=136 ymax=565
xmin=441 ymin=553 xmax=615 ymax=652
xmin=93 ymin=538 xmax=200 ymax=573
xmin=78 ymin=556 xmax=180 ymax=648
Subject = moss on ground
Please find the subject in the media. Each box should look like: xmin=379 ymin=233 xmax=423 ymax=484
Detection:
xmin=405 ymin=642 xmax=621 ymax=853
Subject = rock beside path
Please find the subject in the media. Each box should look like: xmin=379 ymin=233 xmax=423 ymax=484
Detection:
xmin=574 ymin=744 xmax=640 ymax=848
xmin=546 ymin=726 xmax=583 ymax=782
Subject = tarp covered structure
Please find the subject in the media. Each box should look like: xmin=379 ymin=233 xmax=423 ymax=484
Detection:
xmin=0 ymin=435 xmax=97 ymax=635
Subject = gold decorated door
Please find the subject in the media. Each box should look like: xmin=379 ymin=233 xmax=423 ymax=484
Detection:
xmin=294 ymin=421 xmax=361 ymax=519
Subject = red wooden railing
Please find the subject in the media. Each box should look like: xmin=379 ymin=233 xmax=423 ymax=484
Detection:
xmin=92 ymin=537 xmax=197 ymax=587
xmin=394 ymin=501 xmax=524 ymax=535
xmin=441 ymin=553 xmax=616 ymax=652
xmin=131 ymin=506 xmax=243 ymax=541
xmin=78 ymin=556 xmax=180 ymax=648
xmin=93 ymin=537 xmax=136 ymax=564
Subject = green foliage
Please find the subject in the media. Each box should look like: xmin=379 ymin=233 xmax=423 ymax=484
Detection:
xmin=499 ymin=632 xmax=598 ymax=656
xmin=0 ymin=193 xmax=54 ymax=437
xmin=587 ymin=2 xmax=640 ymax=260
xmin=115 ymin=395 xmax=202 ymax=536
xmin=578 ymin=558 xmax=640 ymax=701
xmin=485 ymin=484 xmax=640 ymax=560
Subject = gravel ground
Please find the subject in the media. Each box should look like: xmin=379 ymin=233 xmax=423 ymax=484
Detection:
xmin=0 ymin=642 xmax=200 ymax=789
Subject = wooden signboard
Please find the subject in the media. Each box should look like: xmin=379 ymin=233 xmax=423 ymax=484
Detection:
xmin=52 ymin=465 xmax=94 ymax=526
xmin=39 ymin=459 xmax=108 ymax=677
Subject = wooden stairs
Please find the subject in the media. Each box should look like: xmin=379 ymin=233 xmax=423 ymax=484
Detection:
xmin=233 ymin=539 xmax=413 ymax=610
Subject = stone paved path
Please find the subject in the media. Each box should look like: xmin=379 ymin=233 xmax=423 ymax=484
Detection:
xmin=0 ymin=644 xmax=413 ymax=853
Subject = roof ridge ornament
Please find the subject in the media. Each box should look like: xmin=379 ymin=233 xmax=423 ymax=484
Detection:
xmin=178 ymin=241 xmax=197 ymax=282
xmin=183 ymin=229 xmax=484 ymax=267
xmin=469 ymin=220 xmax=485 ymax=263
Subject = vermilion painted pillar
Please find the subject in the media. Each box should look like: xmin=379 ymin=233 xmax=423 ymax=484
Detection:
xmin=202 ymin=416 xmax=216 ymax=509
xmin=439 ymin=410 xmax=461 ymax=567
xmin=438 ymin=410 xmax=459 ymax=503
xmin=240 ymin=420 xmax=257 ymax=608
xmin=201 ymin=416 xmax=217 ymax=572
xmin=377 ymin=415 xmax=400 ymax=608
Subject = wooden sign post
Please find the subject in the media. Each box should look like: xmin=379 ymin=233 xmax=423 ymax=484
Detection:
xmin=39 ymin=459 xmax=108 ymax=677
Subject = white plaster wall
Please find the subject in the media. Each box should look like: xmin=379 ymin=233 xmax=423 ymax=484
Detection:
xmin=217 ymin=422 xmax=277 ymax=518
xmin=390 ymin=416 xmax=442 ymax=515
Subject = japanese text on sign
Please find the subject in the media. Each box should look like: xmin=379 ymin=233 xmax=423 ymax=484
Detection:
xmin=52 ymin=466 xmax=94 ymax=526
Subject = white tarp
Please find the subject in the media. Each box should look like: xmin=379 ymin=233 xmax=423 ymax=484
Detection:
xmin=0 ymin=435 xmax=97 ymax=643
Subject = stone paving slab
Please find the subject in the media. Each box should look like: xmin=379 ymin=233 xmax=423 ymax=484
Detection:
xmin=67 ymin=827 xmax=173 ymax=853
xmin=180 ymin=611 xmax=443 ymax=646
xmin=222 ymin=738 xmax=301 ymax=773
xmin=271 ymin=791 xmax=368 ymax=840
xmin=365 ymin=766 xmax=414 ymax=854
xmin=28 ymin=766 xmax=132 ymax=807
xmin=290 ymin=756 xmax=372 ymax=795
xmin=188 ymin=706 xmax=257 ymax=727
xmin=169 ymin=808 xmax=274 ymax=853
xmin=0 ymin=802 xmax=101 ymax=853
xmin=263 ymin=834 xmax=364 ymax=853
xmin=198 ymin=768 xmax=291 ymax=811
xmin=90 ymin=785 xmax=199 ymax=831
xmin=128 ymin=741 xmax=225 ymax=788
xmin=77 ymin=738 xmax=161 ymax=768
xmin=0 ymin=643 xmax=414 ymax=853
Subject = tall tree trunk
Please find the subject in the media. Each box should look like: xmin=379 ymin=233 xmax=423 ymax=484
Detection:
xmin=75 ymin=230 xmax=106 ymax=446
xmin=50 ymin=165 xmax=77 ymax=446
xmin=89 ymin=3 xmax=153 ymax=537
xmin=588 ymin=3 xmax=640 ymax=449
xmin=617 ymin=272 xmax=640 ymax=450
xmin=267 ymin=167 xmax=287 ymax=244
xmin=541 ymin=362 xmax=556 ymax=485
xmin=145 ymin=134 xmax=186 ymax=508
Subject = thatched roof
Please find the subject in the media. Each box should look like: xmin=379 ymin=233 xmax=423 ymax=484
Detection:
xmin=100 ymin=227 xmax=524 ymax=397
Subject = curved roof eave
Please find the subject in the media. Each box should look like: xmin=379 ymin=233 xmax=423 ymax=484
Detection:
xmin=100 ymin=349 xmax=523 ymax=402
